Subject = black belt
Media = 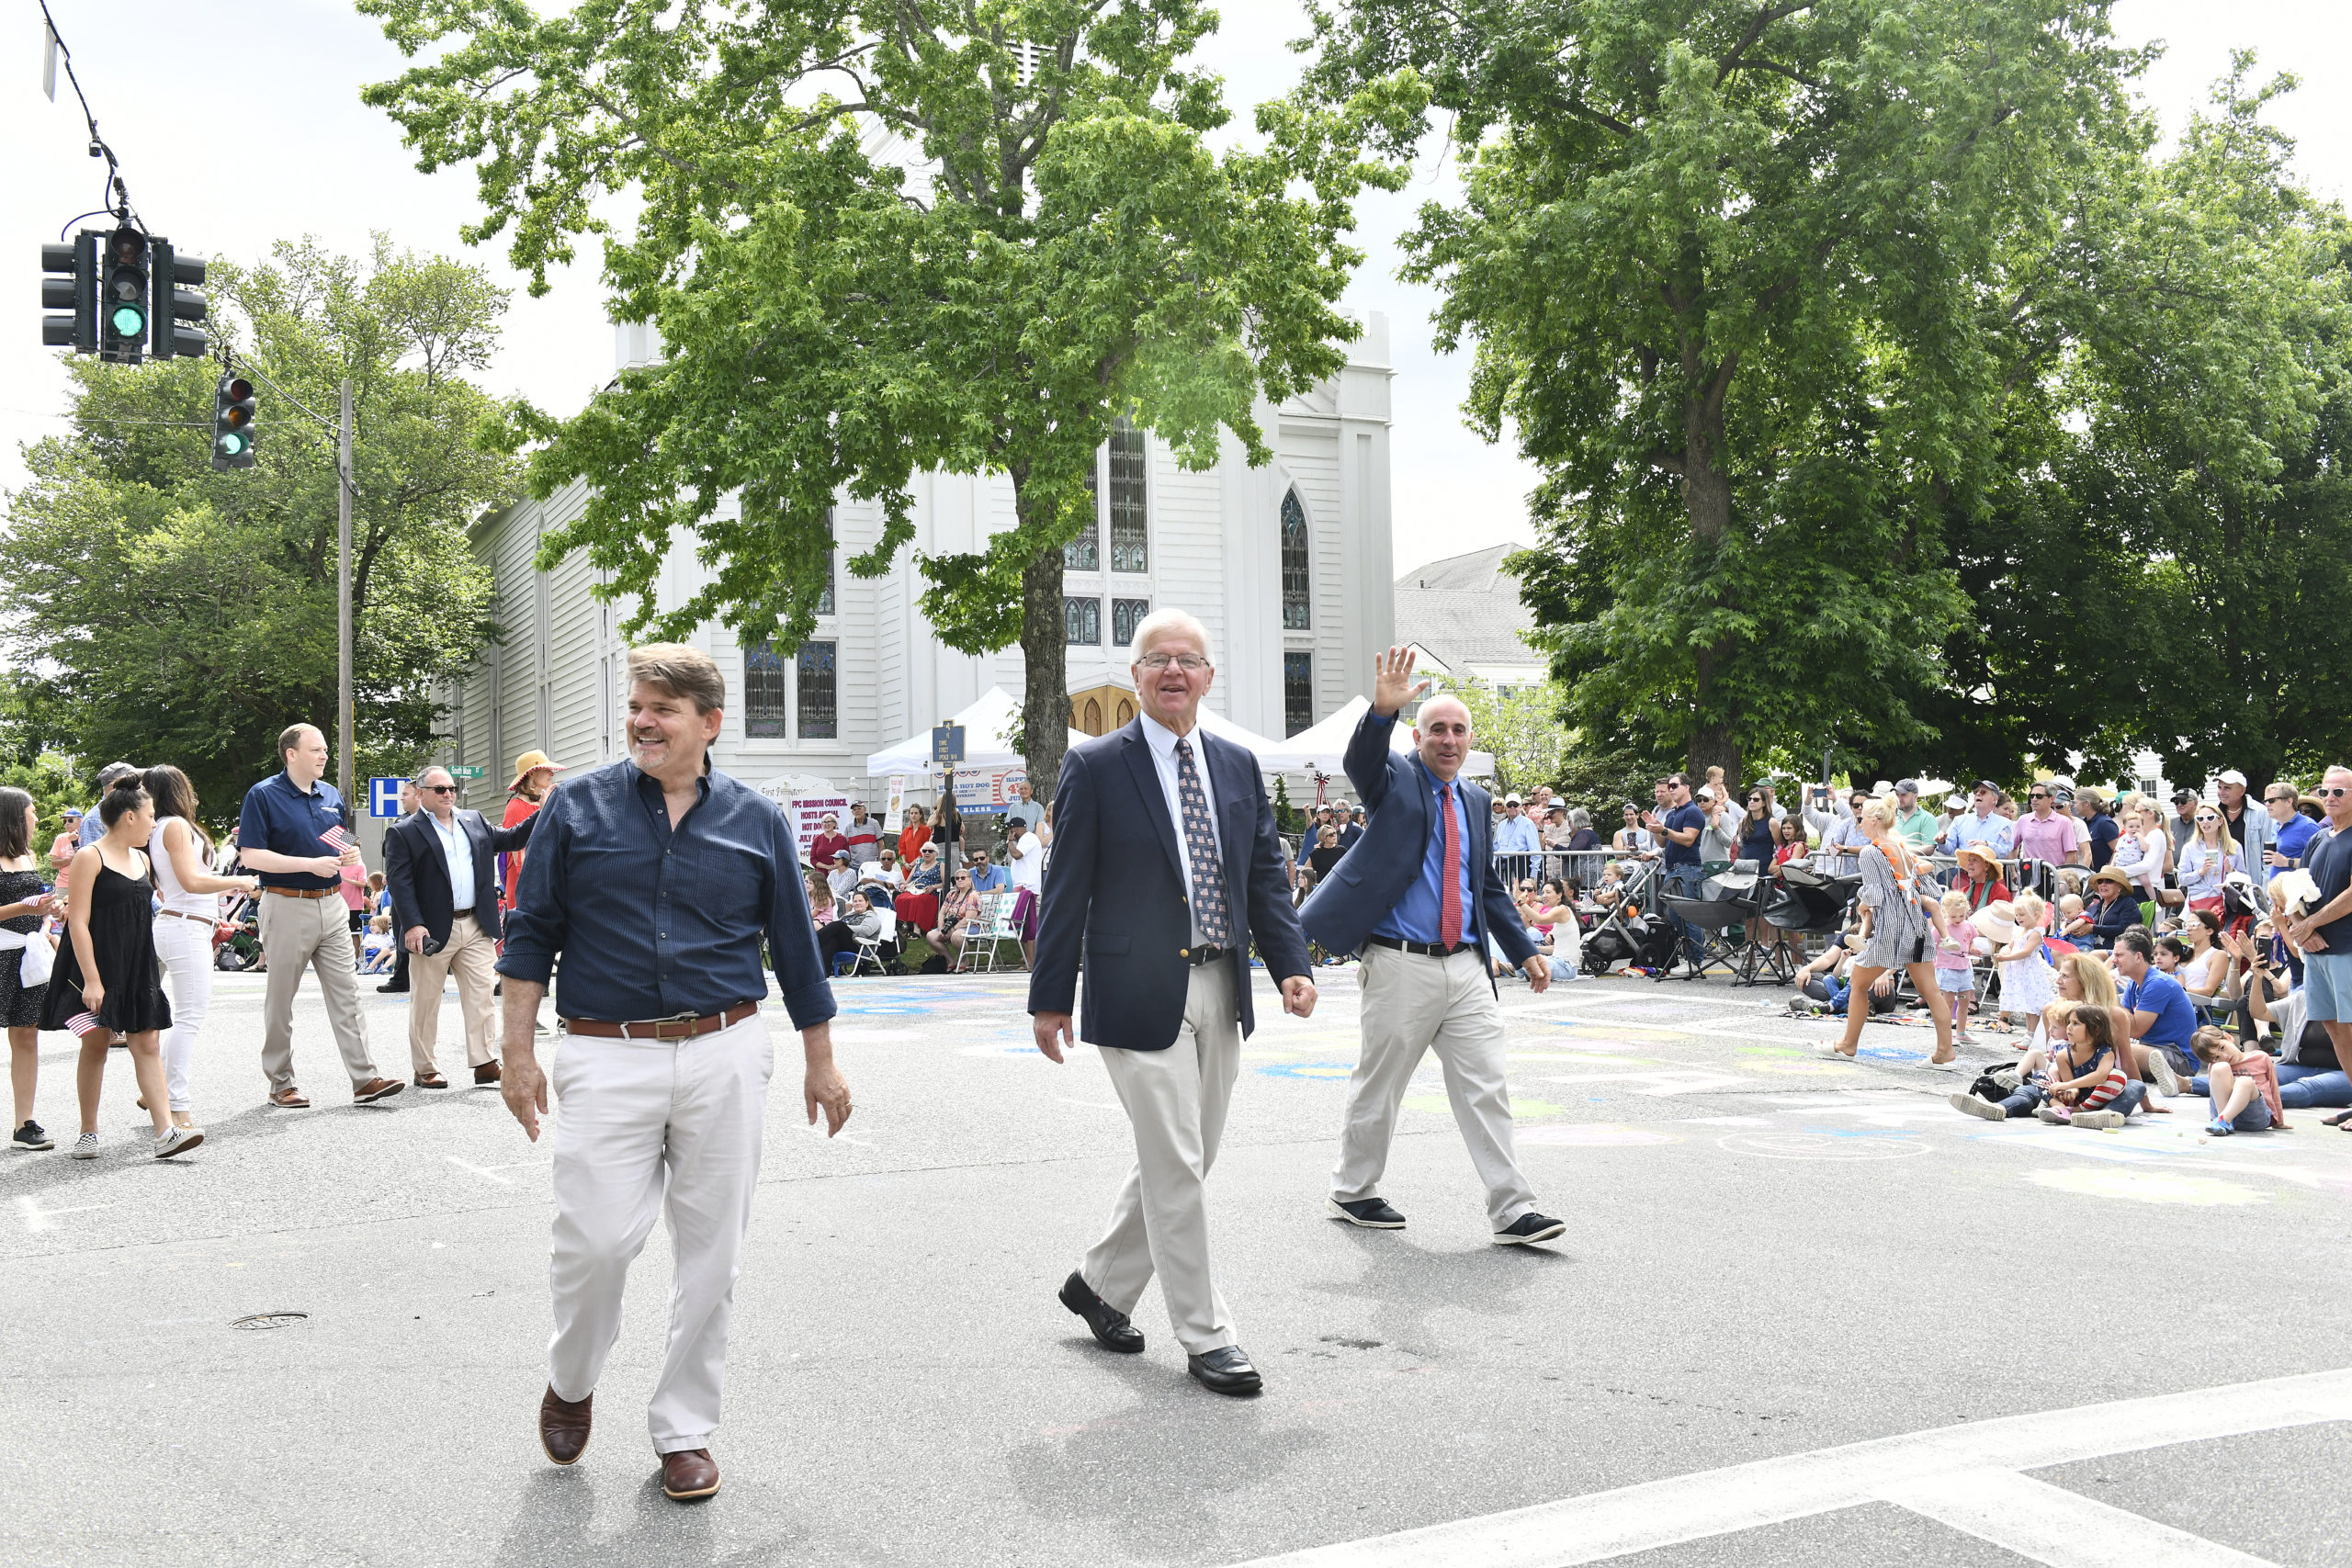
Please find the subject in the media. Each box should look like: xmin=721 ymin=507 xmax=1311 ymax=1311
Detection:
xmin=452 ymin=907 xmax=475 ymax=919
xmin=1365 ymin=934 xmax=1478 ymax=959
xmin=1183 ymin=944 xmax=1231 ymax=967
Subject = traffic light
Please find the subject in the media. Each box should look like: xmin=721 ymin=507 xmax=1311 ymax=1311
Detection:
xmin=151 ymin=241 xmax=207 ymax=360
xmin=39 ymin=233 xmax=96 ymax=353
xmin=99 ymin=225 xmax=148 ymax=363
xmin=211 ymin=373 xmax=256 ymax=470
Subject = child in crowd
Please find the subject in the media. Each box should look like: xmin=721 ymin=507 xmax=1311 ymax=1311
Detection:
xmin=1951 ymin=1003 xmax=2140 ymax=1128
xmin=1933 ymin=890 xmax=1979 ymax=1043
xmin=359 ymin=914 xmax=395 ymax=974
xmin=2190 ymin=1026 xmax=2286 ymax=1135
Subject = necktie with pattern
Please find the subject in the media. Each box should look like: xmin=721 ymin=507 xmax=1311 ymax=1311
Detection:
xmin=1439 ymin=780 xmax=1463 ymax=947
xmin=1174 ymin=738 xmax=1231 ymax=945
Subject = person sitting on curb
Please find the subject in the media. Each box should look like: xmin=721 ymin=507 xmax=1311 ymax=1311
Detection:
xmin=1950 ymin=1003 xmax=2141 ymax=1129
xmin=2189 ymin=1026 xmax=2286 ymax=1135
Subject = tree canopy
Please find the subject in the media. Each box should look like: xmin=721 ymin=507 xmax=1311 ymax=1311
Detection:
xmin=359 ymin=0 xmax=1419 ymax=793
xmin=0 ymin=238 xmax=514 ymax=812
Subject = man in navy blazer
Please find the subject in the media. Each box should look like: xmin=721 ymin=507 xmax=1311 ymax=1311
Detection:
xmin=1030 ymin=608 xmax=1317 ymax=1397
xmin=384 ymin=764 xmax=538 ymax=1088
xmin=1300 ymin=647 xmax=1565 ymax=1247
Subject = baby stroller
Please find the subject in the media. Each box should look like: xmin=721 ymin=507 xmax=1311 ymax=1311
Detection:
xmin=1578 ymin=860 xmax=1676 ymax=976
xmin=212 ymin=892 xmax=263 ymax=972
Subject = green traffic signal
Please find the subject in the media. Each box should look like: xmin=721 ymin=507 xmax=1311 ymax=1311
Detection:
xmin=110 ymin=302 xmax=146 ymax=337
xmin=211 ymin=375 xmax=257 ymax=470
xmin=219 ymin=432 xmax=247 ymax=457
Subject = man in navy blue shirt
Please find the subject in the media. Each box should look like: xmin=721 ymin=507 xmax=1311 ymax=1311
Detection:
xmin=496 ymin=643 xmax=846 ymax=1503
xmin=2262 ymin=780 xmax=2320 ymax=883
xmin=1644 ymin=773 xmax=1709 ymax=976
xmin=2287 ymin=767 xmax=2352 ymax=1083
xmin=237 ymin=725 xmax=404 ymax=1110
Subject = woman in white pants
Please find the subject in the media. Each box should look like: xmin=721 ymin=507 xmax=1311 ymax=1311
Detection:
xmin=142 ymin=766 xmax=257 ymax=1130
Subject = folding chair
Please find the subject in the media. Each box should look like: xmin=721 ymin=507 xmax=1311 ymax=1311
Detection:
xmin=849 ymin=906 xmax=899 ymax=977
xmin=957 ymin=893 xmax=1013 ymax=973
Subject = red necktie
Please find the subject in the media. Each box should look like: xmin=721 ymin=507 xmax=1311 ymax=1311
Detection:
xmin=1439 ymin=782 xmax=1463 ymax=947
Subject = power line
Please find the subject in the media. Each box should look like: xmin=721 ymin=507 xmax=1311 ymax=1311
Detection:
xmin=38 ymin=0 xmax=139 ymax=237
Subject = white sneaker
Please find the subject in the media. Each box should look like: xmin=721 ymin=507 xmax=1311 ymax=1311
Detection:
xmin=1951 ymin=1091 xmax=2006 ymax=1122
xmin=153 ymin=1126 xmax=204 ymax=1159
xmin=2148 ymin=1051 xmax=2182 ymax=1098
xmin=70 ymin=1133 xmax=98 ymax=1159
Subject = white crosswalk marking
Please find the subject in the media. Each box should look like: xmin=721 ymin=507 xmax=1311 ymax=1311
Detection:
xmin=1225 ymin=1369 xmax=2352 ymax=1566
xmin=1882 ymin=1469 xmax=2278 ymax=1567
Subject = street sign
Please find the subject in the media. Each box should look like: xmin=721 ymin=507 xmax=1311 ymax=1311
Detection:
xmin=368 ymin=776 xmax=408 ymax=818
xmin=931 ymin=724 xmax=966 ymax=764
xmin=449 ymin=765 xmax=486 ymax=779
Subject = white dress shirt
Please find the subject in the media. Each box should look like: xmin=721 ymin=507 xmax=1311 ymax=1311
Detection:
xmin=429 ymin=810 xmax=477 ymax=911
xmin=1138 ymin=711 xmax=1228 ymax=946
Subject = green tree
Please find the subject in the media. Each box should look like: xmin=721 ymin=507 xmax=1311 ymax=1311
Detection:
xmin=0 ymin=238 xmax=513 ymax=809
xmin=1306 ymin=0 xmax=2139 ymax=791
xmin=358 ymin=0 xmax=1418 ymax=795
xmin=1436 ymin=676 xmax=1571 ymax=799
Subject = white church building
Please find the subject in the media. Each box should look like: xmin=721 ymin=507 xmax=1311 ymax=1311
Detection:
xmin=430 ymin=316 xmax=1397 ymax=806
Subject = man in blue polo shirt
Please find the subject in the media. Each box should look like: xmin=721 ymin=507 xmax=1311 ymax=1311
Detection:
xmin=2115 ymin=927 xmax=2196 ymax=1093
xmin=2262 ymin=780 xmax=2319 ymax=883
xmin=1643 ymin=772 xmax=1708 ymax=976
xmin=237 ymin=723 xmax=402 ymax=1110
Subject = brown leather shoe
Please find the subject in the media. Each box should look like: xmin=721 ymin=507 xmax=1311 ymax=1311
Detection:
xmin=268 ymin=1087 xmax=311 ymax=1109
xmin=661 ymin=1448 xmax=720 ymax=1500
xmin=353 ymin=1077 xmax=405 ymax=1105
xmin=413 ymin=1072 xmax=449 ymax=1089
xmin=474 ymin=1061 xmax=503 ymax=1086
xmin=538 ymin=1386 xmax=591 ymax=1465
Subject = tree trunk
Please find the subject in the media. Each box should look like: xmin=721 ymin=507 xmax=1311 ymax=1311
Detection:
xmin=1681 ymin=382 xmax=1743 ymax=791
xmin=1014 ymin=477 xmax=1072 ymax=805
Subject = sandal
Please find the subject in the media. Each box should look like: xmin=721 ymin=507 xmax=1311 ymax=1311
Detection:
xmin=2324 ymin=1109 xmax=2352 ymax=1128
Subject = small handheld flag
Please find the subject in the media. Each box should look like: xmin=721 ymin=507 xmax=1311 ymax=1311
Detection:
xmin=64 ymin=1011 xmax=104 ymax=1037
xmin=320 ymin=825 xmax=356 ymax=855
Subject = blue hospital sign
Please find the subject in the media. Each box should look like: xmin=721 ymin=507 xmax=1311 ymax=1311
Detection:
xmin=368 ymin=776 xmax=409 ymax=818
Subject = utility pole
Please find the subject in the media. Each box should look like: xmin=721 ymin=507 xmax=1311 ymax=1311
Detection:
xmin=338 ymin=378 xmax=355 ymax=806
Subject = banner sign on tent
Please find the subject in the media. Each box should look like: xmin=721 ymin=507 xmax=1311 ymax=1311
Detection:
xmin=883 ymin=775 xmax=907 ymax=832
xmin=952 ymin=767 xmax=1027 ymax=815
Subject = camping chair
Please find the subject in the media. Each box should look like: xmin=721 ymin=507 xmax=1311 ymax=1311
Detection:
xmin=1654 ymin=883 xmax=1751 ymax=981
xmin=956 ymin=893 xmax=1017 ymax=973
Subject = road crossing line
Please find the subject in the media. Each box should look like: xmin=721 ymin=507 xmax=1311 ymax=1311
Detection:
xmin=1881 ymin=1468 xmax=2274 ymax=1567
xmin=1225 ymin=1367 xmax=2352 ymax=1566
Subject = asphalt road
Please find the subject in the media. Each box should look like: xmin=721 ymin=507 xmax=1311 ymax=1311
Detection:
xmin=3 ymin=957 xmax=2347 ymax=1567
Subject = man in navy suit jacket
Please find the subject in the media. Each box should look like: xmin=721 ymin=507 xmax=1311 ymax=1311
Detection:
xmin=1030 ymin=609 xmax=1316 ymax=1397
xmin=1299 ymin=647 xmax=1565 ymax=1247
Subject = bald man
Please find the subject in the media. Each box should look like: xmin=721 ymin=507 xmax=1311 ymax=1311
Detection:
xmin=1298 ymin=649 xmax=1563 ymax=1246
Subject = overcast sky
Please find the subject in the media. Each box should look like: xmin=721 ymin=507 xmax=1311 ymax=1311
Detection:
xmin=5 ymin=2 xmax=2347 ymax=579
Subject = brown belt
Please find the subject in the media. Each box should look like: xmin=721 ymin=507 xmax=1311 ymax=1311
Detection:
xmin=263 ymin=886 xmax=336 ymax=899
xmin=154 ymin=908 xmax=218 ymax=925
xmin=560 ymin=1000 xmax=761 ymax=1040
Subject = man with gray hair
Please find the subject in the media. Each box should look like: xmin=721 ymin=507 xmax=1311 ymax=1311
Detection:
xmin=383 ymin=765 xmax=537 ymax=1087
xmin=78 ymin=761 xmax=139 ymax=849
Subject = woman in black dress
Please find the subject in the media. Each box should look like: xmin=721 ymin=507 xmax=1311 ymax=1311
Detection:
xmin=1 ymin=787 xmax=62 ymax=1151
xmin=46 ymin=776 xmax=186 ymax=1158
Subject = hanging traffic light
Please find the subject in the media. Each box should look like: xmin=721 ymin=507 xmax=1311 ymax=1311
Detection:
xmin=151 ymin=242 xmax=207 ymax=360
xmin=99 ymin=225 xmax=148 ymax=363
xmin=211 ymin=373 xmax=256 ymax=470
xmin=39 ymin=233 xmax=96 ymax=353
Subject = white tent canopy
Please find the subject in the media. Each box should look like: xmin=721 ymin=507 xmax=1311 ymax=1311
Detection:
xmin=866 ymin=686 xmax=1088 ymax=777
xmin=1250 ymin=694 xmax=1495 ymax=778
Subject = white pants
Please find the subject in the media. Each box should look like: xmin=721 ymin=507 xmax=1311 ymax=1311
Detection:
xmin=406 ymin=914 xmax=499 ymax=1073
xmin=547 ymin=1012 xmax=775 ymax=1455
xmin=151 ymin=915 xmax=214 ymax=1113
xmin=1333 ymin=945 xmax=1537 ymax=1229
xmin=1081 ymin=960 xmax=1241 ymax=1355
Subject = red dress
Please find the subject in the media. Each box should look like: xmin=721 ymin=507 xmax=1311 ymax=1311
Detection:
xmin=500 ymin=794 xmax=544 ymax=909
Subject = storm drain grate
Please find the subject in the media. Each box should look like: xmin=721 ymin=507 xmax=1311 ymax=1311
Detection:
xmin=231 ymin=1312 xmax=311 ymax=1331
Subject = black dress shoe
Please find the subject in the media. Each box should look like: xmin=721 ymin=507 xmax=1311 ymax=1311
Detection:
xmin=1329 ymin=1196 xmax=1407 ymax=1228
xmin=1057 ymin=1271 xmax=1144 ymax=1353
xmin=1186 ymin=1346 xmax=1262 ymax=1396
xmin=1494 ymin=1211 xmax=1566 ymax=1246
xmin=376 ymin=982 xmax=409 ymax=994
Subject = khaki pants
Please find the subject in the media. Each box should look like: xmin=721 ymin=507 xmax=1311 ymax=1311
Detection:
xmin=258 ymin=890 xmax=379 ymax=1094
xmin=548 ymin=1013 xmax=775 ymax=1454
xmin=1081 ymin=960 xmax=1241 ymax=1355
xmin=407 ymin=913 xmax=499 ymax=1074
xmin=1333 ymin=944 xmax=1536 ymax=1229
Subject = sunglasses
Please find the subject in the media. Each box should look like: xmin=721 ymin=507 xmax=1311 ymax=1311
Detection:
xmin=2319 ymin=786 xmax=2349 ymax=799
xmin=422 ymin=784 xmax=457 ymax=795
xmin=2029 ymin=792 xmax=2050 ymax=800
xmin=2196 ymin=814 xmax=2220 ymax=823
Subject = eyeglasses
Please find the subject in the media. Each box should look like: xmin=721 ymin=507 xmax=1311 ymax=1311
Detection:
xmin=2320 ymin=786 xmax=2349 ymax=799
xmin=1136 ymin=653 xmax=1209 ymax=672
xmin=421 ymin=784 xmax=457 ymax=795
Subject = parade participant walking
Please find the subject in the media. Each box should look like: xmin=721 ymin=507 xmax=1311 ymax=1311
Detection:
xmin=1 ymin=789 xmax=59 ymax=1151
xmin=1302 ymin=647 xmax=1566 ymax=1247
xmin=1030 ymin=608 xmax=1315 ymax=1398
xmin=1824 ymin=798 xmax=1958 ymax=1067
xmin=49 ymin=777 xmax=194 ymax=1157
xmin=143 ymin=766 xmax=260 ymax=1130
xmin=496 ymin=644 xmax=846 ymax=1501
xmin=236 ymin=725 xmax=405 ymax=1109
xmin=378 ymin=778 xmax=421 ymax=995
xmin=384 ymin=765 xmax=539 ymax=1089
xmin=501 ymin=750 xmax=564 ymax=914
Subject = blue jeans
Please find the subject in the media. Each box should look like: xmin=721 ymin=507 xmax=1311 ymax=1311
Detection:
xmin=2278 ymin=1066 xmax=2352 ymax=1110
xmin=1996 ymin=1079 xmax=2147 ymax=1119
xmin=1661 ymin=865 xmax=1704 ymax=965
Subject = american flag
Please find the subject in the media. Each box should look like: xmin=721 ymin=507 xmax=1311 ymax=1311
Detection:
xmin=320 ymin=825 xmax=356 ymax=854
xmin=63 ymin=1011 xmax=104 ymax=1037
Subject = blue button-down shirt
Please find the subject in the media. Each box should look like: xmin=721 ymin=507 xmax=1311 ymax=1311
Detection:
xmin=428 ymin=811 xmax=476 ymax=911
xmin=1493 ymin=812 xmax=1541 ymax=856
xmin=495 ymin=760 xmax=837 ymax=1030
xmin=1373 ymin=761 xmax=1478 ymax=945
xmin=1942 ymin=808 xmax=2016 ymax=860
xmin=237 ymin=773 xmax=351 ymax=889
